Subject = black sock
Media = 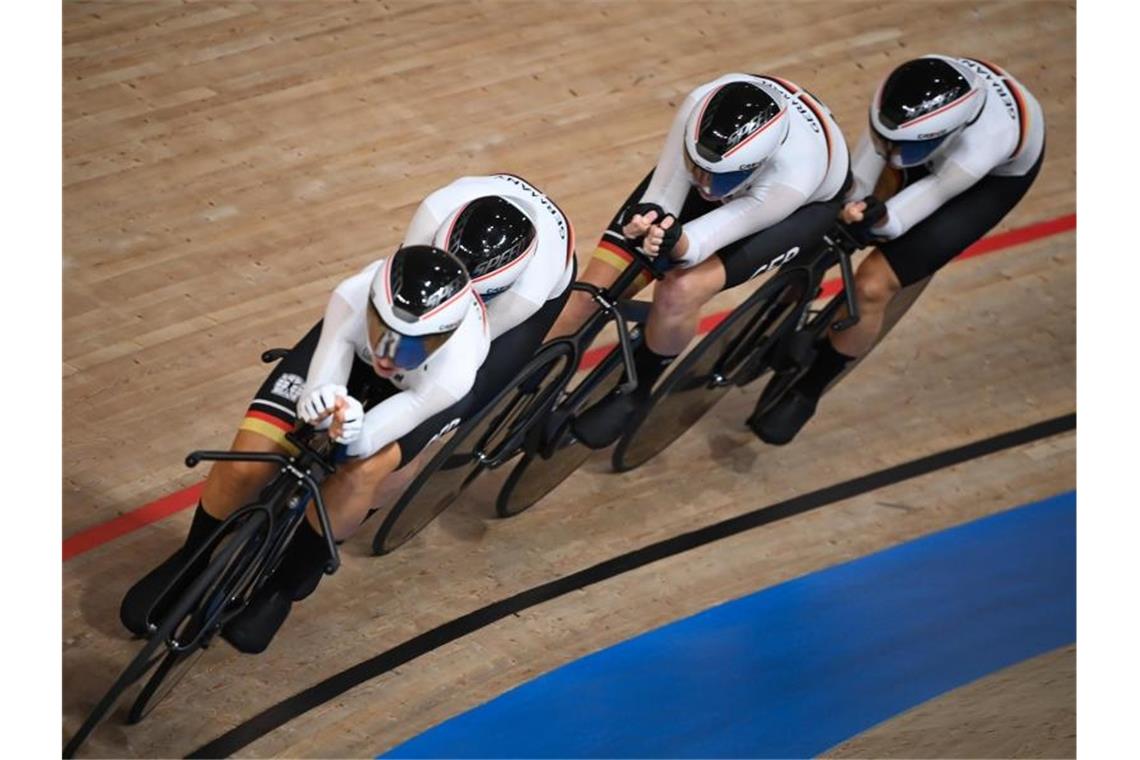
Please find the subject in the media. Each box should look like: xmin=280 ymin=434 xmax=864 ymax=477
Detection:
xmin=184 ymin=502 xmax=224 ymax=554
xmin=629 ymin=342 xmax=678 ymax=398
xmin=797 ymin=339 xmax=856 ymax=399
xmin=272 ymin=520 xmax=331 ymax=600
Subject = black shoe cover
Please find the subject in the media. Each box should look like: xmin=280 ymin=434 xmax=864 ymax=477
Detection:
xmin=748 ymin=390 xmax=819 ymax=445
xmin=221 ymin=587 xmax=294 ymax=654
xmin=571 ymin=391 xmax=646 ymax=449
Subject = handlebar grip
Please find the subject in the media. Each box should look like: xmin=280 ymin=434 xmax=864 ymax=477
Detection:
xmin=860 ymin=195 xmax=888 ymax=227
xmin=261 ymin=347 xmax=291 ymax=364
xmin=185 ymin=453 xmax=202 ymax=467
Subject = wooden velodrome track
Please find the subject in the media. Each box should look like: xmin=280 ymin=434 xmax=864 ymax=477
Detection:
xmin=63 ymin=1 xmax=1076 ymax=757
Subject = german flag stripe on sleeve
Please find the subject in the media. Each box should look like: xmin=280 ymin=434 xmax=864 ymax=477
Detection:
xmin=239 ymin=413 xmax=301 ymax=456
xmin=590 ymin=241 xmax=653 ymax=292
xmin=758 ymin=75 xmax=832 ymax=165
xmin=973 ymin=58 xmax=1029 ymax=160
xmin=1006 ymin=78 xmax=1030 ymax=158
xmin=594 ymin=239 xmax=633 ymax=266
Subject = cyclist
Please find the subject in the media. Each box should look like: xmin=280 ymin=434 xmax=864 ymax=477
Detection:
xmin=412 ymin=172 xmax=576 ymax=357
xmin=751 ymin=55 xmax=1045 ymax=444
xmin=119 ymin=175 xmax=575 ymax=653
xmin=551 ymin=72 xmax=850 ymax=447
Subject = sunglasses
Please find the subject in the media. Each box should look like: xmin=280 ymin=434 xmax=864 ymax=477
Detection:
xmin=870 ymin=128 xmax=954 ymax=169
xmin=366 ymin=304 xmax=454 ymax=370
xmin=683 ymin=150 xmax=756 ymax=199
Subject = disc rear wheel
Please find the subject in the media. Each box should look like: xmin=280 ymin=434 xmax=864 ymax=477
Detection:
xmin=613 ymin=270 xmax=809 ymax=473
xmin=495 ymin=346 xmax=628 ymax=518
xmin=373 ymin=341 xmax=577 ymax=553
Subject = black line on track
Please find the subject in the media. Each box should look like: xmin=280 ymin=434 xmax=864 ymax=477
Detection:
xmin=188 ymin=412 xmax=1076 ymax=758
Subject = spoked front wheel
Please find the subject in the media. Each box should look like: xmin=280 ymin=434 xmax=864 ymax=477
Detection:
xmin=63 ymin=512 xmax=268 ymax=757
xmin=126 ymin=645 xmax=207 ymax=724
xmin=612 ymin=269 xmax=810 ymax=473
xmin=372 ymin=341 xmax=577 ymax=554
xmin=126 ymin=510 xmax=269 ymax=723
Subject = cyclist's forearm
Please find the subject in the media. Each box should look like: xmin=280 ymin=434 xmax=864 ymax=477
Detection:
xmin=346 ymin=382 xmax=464 ymax=459
xmin=848 ymin=131 xmax=884 ymax=201
xmin=679 ymin=184 xmax=806 ymax=268
xmin=879 ymin=160 xmax=981 ymax=238
xmin=302 ymin=294 xmax=357 ymax=396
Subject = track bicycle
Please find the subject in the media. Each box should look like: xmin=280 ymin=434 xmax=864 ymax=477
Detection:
xmin=64 ymin=351 xmax=341 ymax=758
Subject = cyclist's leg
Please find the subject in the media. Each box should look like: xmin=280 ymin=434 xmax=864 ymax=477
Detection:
xmin=221 ymin=393 xmax=472 ymax=653
xmin=760 ymin=150 xmax=1046 ymax=443
xmin=573 ymin=198 xmax=839 ymax=448
xmin=832 ymin=155 xmax=1043 ymax=380
xmin=546 ymin=171 xmax=656 ymax=339
xmin=119 ymin=322 xmax=321 ymax=636
xmin=645 ymin=197 xmax=841 ymax=351
xmin=825 ymin=249 xmax=903 ymax=360
xmin=336 ymin=394 xmax=472 ymax=534
xmin=651 ymin=197 xmax=842 ymax=376
xmin=643 ymin=259 xmax=726 ymax=354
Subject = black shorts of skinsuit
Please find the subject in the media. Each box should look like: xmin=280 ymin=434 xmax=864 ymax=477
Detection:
xmin=878 ymin=146 xmax=1045 ymax=287
xmin=592 ymin=169 xmax=850 ymax=291
xmin=242 ymin=260 xmax=575 ymax=468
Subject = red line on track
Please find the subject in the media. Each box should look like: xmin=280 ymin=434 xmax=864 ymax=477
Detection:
xmin=63 ymin=483 xmax=204 ymax=561
xmin=63 ymin=212 xmax=1075 ymax=562
xmin=577 ymin=213 xmax=1074 ymax=373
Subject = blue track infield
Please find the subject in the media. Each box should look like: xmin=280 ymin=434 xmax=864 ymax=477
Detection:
xmin=383 ymin=491 xmax=1076 ymax=758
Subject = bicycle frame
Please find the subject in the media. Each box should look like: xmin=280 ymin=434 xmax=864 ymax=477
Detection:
xmin=564 ymin=242 xmax=662 ymax=389
xmin=791 ymin=223 xmax=867 ymax=337
xmin=187 ymin=426 xmax=341 ymax=569
xmin=143 ymin=425 xmax=342 ymax=649
xmin=468 ymin=244 xmax=660 ymax=464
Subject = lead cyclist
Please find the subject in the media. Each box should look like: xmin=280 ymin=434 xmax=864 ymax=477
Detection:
xmin=119 ymin=175 xmax=576 ymax=653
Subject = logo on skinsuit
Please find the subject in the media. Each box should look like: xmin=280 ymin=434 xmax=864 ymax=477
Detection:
xmin=271 ymin=373 xmax=305 ymax=402
xmin=750 ymin=246 xmax=800 ymax=280
xmin=426 ymin=417 xmax=463 ymax=447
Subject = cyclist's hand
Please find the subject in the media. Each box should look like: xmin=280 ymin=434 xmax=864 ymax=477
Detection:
xmin=298 ymin=383 xmax=348 ymax=424
xmin=840 ymin=200 xmax=866 ymax=224
xmin=329 ymin=395 xmax=364 ymax=444
xmin=621 ymin=202 xmax=667 ymax=240
xmin=645 ymin=215 xmax=683 ymax=260
xmin=622 ymin=210 xmax=657 ymax=240
xmin=845 ymin=195 xmax=888 ymax=246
